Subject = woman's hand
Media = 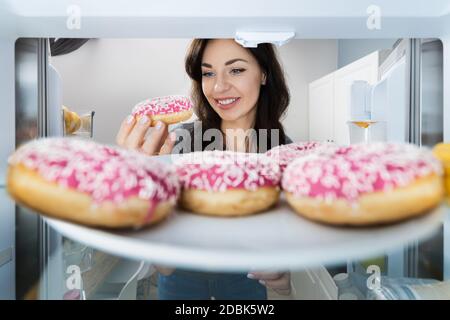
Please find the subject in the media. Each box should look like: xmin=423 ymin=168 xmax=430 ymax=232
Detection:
xmin=116 ymin=115 xmax=177 ymax=155
xmin=247 ymin=271 xmax=292 ymax=296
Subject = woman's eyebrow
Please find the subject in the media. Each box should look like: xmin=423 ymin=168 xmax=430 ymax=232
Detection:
xmin=201 ymin=58 xmax=248 ymax=68
xmin=225 ymin=58 xmax=248 ymax=66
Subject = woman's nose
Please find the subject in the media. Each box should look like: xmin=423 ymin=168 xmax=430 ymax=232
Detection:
xmin=213 ymin=74 xmax=231 ymax=93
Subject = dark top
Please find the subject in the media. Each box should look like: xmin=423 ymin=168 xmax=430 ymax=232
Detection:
xmin=171 ymin=121 xmax=292 ymax=154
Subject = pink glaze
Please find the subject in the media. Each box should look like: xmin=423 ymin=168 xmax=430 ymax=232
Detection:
xmin=132 ymin=95 xmax=193 ymax=117
xmin=266 ymin=141 xmax=335 ymax=172
xmin=282 ymin=142 xmax=442 ymax=202
xmin=175 ymin=150 xmax=281 ymax=192
xmin=8 ymin=138 xmax=180 ymax=220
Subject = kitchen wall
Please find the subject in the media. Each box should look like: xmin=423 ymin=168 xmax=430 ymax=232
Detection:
xmin=51 ymin=39 xmax=338 ymax=144
xmin=278 ymin=40 xmax=338 ymax=141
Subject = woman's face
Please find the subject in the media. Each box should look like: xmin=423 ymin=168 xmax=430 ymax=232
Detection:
xmin=201 ymin=39 xmax=266 ymax=125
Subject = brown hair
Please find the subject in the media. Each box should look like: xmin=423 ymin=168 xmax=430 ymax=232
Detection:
xmin=185 ymin=39 xmax=290 ymax=152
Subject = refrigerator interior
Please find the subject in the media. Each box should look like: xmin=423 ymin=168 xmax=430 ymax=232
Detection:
xmin=7 ymin=36 xmax=448 ymax=300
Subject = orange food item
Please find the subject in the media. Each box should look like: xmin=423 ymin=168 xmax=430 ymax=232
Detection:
xmin=353 ymin=121 xmax=371 ymax=129
xmin=62 ymin=106 xmax=81 ymax=134
xmin=432 ymin=143 xmax=450 ymax=201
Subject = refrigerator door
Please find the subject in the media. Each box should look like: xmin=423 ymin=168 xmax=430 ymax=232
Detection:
xmin=383 ymin=39 xmax=444 ymax=280
xmin=420 ymin=39 xmax=443 ymax=147
xmin=14 ymin=38 xmax=43 ymax=300
xmin=416 ymin=39 xmax=444 ymax=280
xmin=348 ymin=39 xmax=445 ymax=289
xmin=13 ymin=38 xmax=114 ymax=300
xmin=14 ymin=38 xmax=66 ymax=300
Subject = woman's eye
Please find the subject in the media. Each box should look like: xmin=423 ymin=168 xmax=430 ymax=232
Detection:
xmin=202 ymin=71 xmax=214 ymax=77
xmin=231 ymin=68 xmax=245 ymax=75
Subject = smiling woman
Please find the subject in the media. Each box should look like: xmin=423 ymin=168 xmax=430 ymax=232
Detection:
xmin=184 ymin=39 xmax=291 ymax=152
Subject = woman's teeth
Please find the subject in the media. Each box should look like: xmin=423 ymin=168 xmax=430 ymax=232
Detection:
xmin=217 ymin=98 xmax=238 ymax=105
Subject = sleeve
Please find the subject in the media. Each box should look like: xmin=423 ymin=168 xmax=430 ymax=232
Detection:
xmin=170 ymin=122 xmax=196 ymax=154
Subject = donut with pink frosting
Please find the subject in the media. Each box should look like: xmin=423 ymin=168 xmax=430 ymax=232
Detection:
xmin=282 ymin=142 xmax=444 ymax=225
xmin=7 ymin=137 xmax=180 ymax=228
xmin=266 ymin=141 xmax=335 ymax=173
xmin=132 ymin=95 xmax=193 ymax=126
xmin=175 ymin=150 xmax=281 ymax=216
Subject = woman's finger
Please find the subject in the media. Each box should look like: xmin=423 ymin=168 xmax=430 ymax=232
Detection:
xmin=260 ymin=274 xmax=290 ymax=289
xmin=159 ymin=132 xmax=177 ymax=155
xmin=116 ymin=115 xmax=136 ymax=146
xmin=124 ymin=116 xmax=151 ymax=150
xmin=258 ymin=273 xmax=292 ymax=295
xmin=247 ymin=271 xmax=284 ymax=281
xmin=140 ymin=121 xmax=168 ymax=155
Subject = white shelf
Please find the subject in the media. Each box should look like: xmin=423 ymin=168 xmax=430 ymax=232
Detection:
xmin=45 ymin=197 xmax=446 ymax=273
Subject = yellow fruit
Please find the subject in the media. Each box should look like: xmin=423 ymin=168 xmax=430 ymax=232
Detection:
xmin=62 ymin=106 xmax=81 ymax=134
xmin=433 ymin=143 xmax=450 ymax=163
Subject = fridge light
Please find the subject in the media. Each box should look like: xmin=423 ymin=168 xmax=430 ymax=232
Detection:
xmin=234 ymin=31 xmax=295 ymax=48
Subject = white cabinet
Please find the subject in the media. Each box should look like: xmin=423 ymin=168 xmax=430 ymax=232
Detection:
xmin=309 ymin=51 xmax=380 ymax=144
xmin=308 ymin=73 xmax=335 ymax=143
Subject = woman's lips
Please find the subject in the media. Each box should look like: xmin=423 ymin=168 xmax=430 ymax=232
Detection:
xmin=215 ymin=97 xmax=240 ymax=110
